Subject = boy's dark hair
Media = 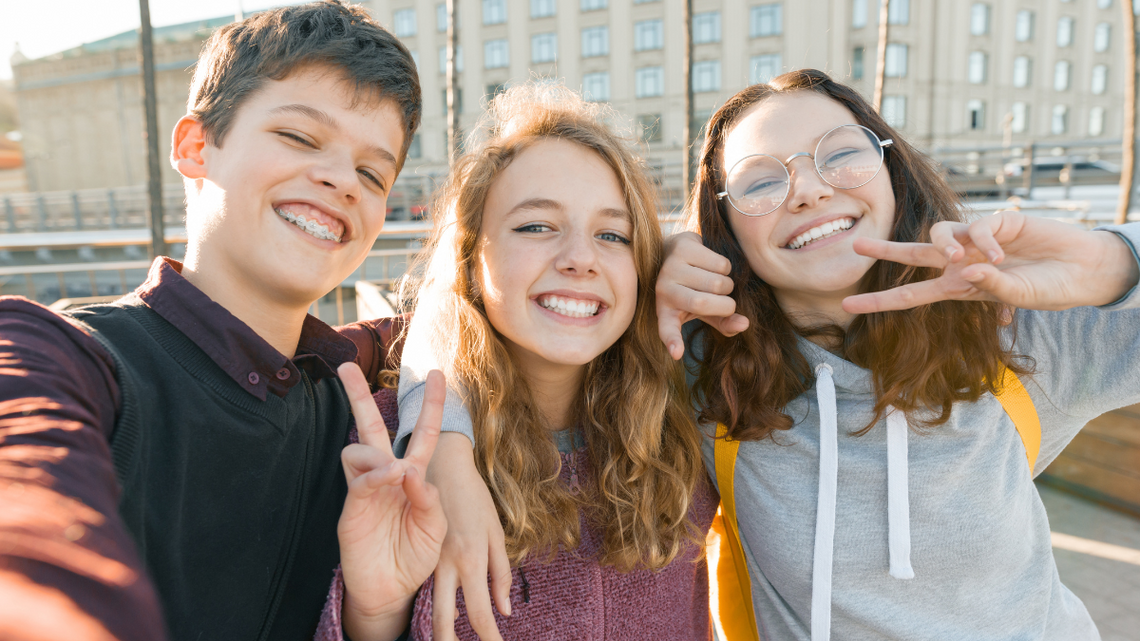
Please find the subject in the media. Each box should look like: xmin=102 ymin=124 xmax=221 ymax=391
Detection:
xmin=188 ymin=0 xmax=421 ymax=167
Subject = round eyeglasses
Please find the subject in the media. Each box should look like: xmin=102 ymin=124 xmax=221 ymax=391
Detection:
xmin=717 ymin=124 xmax=893 ymax=217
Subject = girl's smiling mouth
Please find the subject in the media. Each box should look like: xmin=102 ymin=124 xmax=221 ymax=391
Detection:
xmin=785 ymin=216 xmax=857 ymax=250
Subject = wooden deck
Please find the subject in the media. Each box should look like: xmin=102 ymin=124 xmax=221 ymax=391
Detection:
xmin=1040 ymin=404 xmax=1140 ymax=517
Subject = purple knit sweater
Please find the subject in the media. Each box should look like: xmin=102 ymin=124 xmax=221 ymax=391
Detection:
xmin=315 ymin=388 xmax=719 ymax=641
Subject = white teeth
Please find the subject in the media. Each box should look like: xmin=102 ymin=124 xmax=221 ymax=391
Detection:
xmin=275 ymin=207 xmax=343 ymax=243
xmin=788 ymin=217 xmax=854 ymax=250
xmin=538 ymin=295 xmax=601 ymax=318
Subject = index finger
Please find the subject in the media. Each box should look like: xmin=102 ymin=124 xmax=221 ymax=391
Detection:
xmin=337 ymin=362 xmax=393 ymax=458
xmin=851 ymin=237 xmax=946 ymax=268
xmin=403 ymin=369 xmax=446 ymax=474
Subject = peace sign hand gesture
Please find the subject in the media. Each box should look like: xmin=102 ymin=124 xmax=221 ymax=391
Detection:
xmin=842 ymin=211 xmax=1139 ymax=314
xmin=336 ymin=363 xmax=448 ymax=641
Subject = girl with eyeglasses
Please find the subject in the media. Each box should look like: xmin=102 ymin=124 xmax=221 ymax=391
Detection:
xmin=396 ymin=70 xmax=1139 ymax=641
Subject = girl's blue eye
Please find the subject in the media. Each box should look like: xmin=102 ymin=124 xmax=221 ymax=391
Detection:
xmin=598 ymin=231 xmax=631 ymax=245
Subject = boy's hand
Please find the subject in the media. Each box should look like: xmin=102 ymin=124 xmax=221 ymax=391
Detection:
xmin=843 ymin=211 xmax=1140 ymax=313
xmin=428 ymin=434 xmax=510 ymax=641
xmin=656 ymin=232 xmax=750 ymax=360
xmin=336 ymin=363 xmax=448 ymax=641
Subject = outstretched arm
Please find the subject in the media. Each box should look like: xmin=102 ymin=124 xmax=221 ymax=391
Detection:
xmin=656 ymin=232 xmax=750 ymax=360
xmin=843 ymin=213 xmax=1140 ymax=313
xmin=336 ymin=364 xmax=448 ymax=641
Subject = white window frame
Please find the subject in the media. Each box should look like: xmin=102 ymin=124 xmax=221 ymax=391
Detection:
xmin=694 ymin=11 xmax=722 ymax=44
xmin=531 ymin=32 xmax=557 ymax=63
xmin=436 ymin=3 xmax=460 ymax=32
xmin=750 ymin=53 xmax=782 ymax=84
xmin=1056 ymin=17 xmax=1074 ymax=47
xmin=484 ymin=39 xmax=509 ymax=69
xmin=888 ymin=0 xmax=909 ymax=25
xmin=1054 ymin=60 xmax=1071 ymax=91
xmin=1094 ymin=23 xmax=1111 ymax=52
xmin=582 ymin=71 xmax=610 ymax=102
xmin=634 ymin=19 xmax=664 ymax=51
xmin=1091 ymin=64 xmax=1109 ymax=94
xmin=1089 ymin=107 xmax=1106 ymax=136
xmin=1052 ymin=104 xmax=1069 ymax=135
xmin=482 ymin=0 xmax=506 ymax=25
xmin=635 ymin=66 xmax=665 ymax=98
xmin=438 ymin=45 xmax=464 ymax=73
xmin=970 ymin=3 xmax=990 ymax=36
xmin=882 ymin=95 xmax=907 ymax=128
xmin=692 ymin=59 xmax=722 ymax=93
xmin=1098 ymin=0 xmax=1113 ymax=8
xmin=580 ymin=0 xmax=607 ymax=11
xmin=967 ymin=99 xmax=986 ymax=131
xmin=751 ymin=4 xmax=783 ymax=37
xmin=530 ymin=0 xmax=555 ymax=18
xmin=885 ymin=43 xmax=908 ymax=78
xmin=1011 ymin=102 xmax=1029 ymax=133
xmin=968 ymin=51 xmax=988 ymax=84
xmin=1015 ymin=10 xmax=1034 ymax=42
xmin=1012 ymin=56 xmax=1032 ymax=88
xmin=852 ymin=0 xmax=867 ymax=29
xmin=581 ymin=26 xmax=609 ymax=58
xmin=394 ymin=8 xmax=417 ymax=37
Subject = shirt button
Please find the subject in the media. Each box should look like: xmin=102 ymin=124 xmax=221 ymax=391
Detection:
xmin=248 ymin=372 xmax=260 ymax=385
xmin=276 ymin=368 xmax=291 ymax=380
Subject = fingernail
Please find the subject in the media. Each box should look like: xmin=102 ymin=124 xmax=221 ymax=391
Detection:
xmin=945 ymin=247 xmax=957 ymax=261
xmin=988 ymin=250 xmax=1000 ymax=262
xmin=963 ymin=272 xmax=984 ymax=283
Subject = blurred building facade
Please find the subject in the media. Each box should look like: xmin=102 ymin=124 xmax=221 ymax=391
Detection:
xmin=6 ymin=0 xmax=1134 ymax=193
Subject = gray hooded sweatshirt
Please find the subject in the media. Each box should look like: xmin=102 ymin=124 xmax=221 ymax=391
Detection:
xmin=395 ymin=223 xmax=1140 ymax=641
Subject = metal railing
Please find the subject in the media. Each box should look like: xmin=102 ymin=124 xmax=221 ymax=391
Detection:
xmin=929 ymin=138 xmax=1125 ymax=199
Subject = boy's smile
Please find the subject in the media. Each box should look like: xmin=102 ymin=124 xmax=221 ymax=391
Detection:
xmin=173 ymin=65 xmax=405 ymax=335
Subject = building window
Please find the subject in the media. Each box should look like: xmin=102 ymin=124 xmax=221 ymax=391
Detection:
xmin=635 ymin=66 xmax=665 ymax=97
xmin=581 ymin=26 xmax=609 ymax=57
xmin=531 ymin=33 xmax=557 ymax=63
xmin=582 ymin=72 xmax=610 ymax=101
xmin=1052 ymin=105 xmax=1069 ymax=134
xmin=441 ymin=88 xmax=464 ymax=116
xmin=438 ymin=45 xmax=465 ymax=73
xmin=483 ymin=0 xmax=506 ymax=25
xmin=531 ymin=0 xmax=555 ymax=18
xmin=637 ymin=114 xmax=662 ymax=143
xmin=751 ymin=4 xmax=783 ymax=37
xmin=486 ymin=82 xmax=508 ymax=98
xmin=751 ymin=53 xmax=783 ymax=84
xmin=1011 ymin=102 xmax=1029 ymax=133
xmin=436 ymin=3 xmax=460 ymax=32
xmin=410 ymin=50 xmax=420 ymax=69
xmin=694 ymin=12 xmax=722 ymax=43
xmin=1056 ymin=17 xmax=1074 ymax=47
xmin=634 ymin=0 xmax=659 ymax=3
xmin=968 ymin=51 xmax=988 ymax=84
xmin=1091 ymin=64 xmax=1109 ymax=94
xmin=394 ymin=9 xmax=417 ymax=37
xmin=581 ymin=0 xmax=607 ymax=11
xmin=852 ymin=0 xmax=867 ymax=28
xmin=881 ymin=95 xmax=906 ymax=128
xmin=1012 ymin=56 xmax=1032 ymax=88
xmin=484 ymin=39 xmax=509 ymax=69
xmin=970 ymin=4 xmax=990 ymax=36
xmin=852 ymin=47 xmax=865 ymax=79
xmin=1015 ymin=10 xmax=1034 ymax=42
xmin=888 ymin=0 xmax=909 ymax=25
xmin=967 ymin=99 xmax=985 ymax=131
xmin=1089 ymin=107 xmax=1106 ymax=136
xmin=406 ymin=133 xmax=422 ymax=160
xmin=1053 ymin=60 xmax=1071 ymax=91
xmin=635 ymin=19 xmax=664 ymax=51
xmin=1094 ymin=23 xmax=1111 ymax=52
xmin=693 ymin=60 xmax=722 ymax=93
xmin=885 ymin=43 xmax=908 ymax=77
xmin=1098 ymin=0 xmax=1113 ymax=8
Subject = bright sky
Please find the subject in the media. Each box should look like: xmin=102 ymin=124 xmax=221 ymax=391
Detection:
xmin=0 ymin=0 xmax=309 ymax=80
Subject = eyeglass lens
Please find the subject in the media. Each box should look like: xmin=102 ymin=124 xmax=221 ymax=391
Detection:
xmin=725 ymin=125 xmax=885 ymax=216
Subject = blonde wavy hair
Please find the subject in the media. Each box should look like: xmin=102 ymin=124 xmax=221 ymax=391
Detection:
xmin=402 ymin=83 xmax=703 ymax=571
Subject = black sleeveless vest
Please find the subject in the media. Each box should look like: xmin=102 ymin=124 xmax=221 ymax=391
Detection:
xmin=67 ymin=295 xmax=350 ymax=641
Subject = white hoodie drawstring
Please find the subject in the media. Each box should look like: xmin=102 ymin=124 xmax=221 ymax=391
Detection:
xmin=811 ymin=366 xmax=914 ymax=641
xmin=811 ymin=364 xmax=837 ymax=641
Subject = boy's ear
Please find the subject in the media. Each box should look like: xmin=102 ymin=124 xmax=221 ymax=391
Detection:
xmin=171 ymin=115 xmax=208 ymax=179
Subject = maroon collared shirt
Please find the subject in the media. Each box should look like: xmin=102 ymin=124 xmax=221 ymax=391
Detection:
xmin=0 ymin=258 xmax=392 ymax=641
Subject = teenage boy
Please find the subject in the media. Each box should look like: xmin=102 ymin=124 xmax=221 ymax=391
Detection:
xmin=0 ymin=3 xmax=444 ymax=641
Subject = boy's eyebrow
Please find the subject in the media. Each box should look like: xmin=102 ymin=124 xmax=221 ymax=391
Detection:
xmin=268 ymin=103 xmax=398 ymax=167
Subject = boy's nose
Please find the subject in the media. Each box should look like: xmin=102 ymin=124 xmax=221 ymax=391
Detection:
xmin=311 ymin=158 xmax=362 ymax=204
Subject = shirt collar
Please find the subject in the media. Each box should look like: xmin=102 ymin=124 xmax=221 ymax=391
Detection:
xmin=135 ymin=258 xmax=358 ymax=401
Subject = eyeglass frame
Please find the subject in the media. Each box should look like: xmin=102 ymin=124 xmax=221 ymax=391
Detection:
xmin=716 ymin=123 xmax=894 ymax=217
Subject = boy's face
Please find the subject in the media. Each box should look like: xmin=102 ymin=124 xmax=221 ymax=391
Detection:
xmin=180 ymin=66 xmax=405 ymax=311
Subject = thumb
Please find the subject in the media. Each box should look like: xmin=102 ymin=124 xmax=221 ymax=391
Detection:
xmin=960 ymin=263 xmax=1023 ymax=305
xmin=700 ymin=313 xmax=750 ymax=338
xmin=657 ymin=308 xmax=687 ymax=361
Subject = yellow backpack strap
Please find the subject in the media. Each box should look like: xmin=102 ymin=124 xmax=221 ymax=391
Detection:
xmin=707 ymin=423 xmax=761 ymax=641
xmin=991 ymin=366 xmax=1041 ymax=474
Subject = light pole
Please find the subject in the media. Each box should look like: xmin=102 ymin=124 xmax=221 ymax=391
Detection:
xmin=138 ymin=0 xmax=166 ymax=258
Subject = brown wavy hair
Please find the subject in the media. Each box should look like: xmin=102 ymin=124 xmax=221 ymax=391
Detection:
xmin=686 ymin=68 xmax=1030 ymax=441
xmin=406 ymin=83 xmax=703 ymax=570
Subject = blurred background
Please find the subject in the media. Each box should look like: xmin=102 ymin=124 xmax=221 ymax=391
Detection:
xmin=0 ymin=2 xmax=1137 ymax=636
